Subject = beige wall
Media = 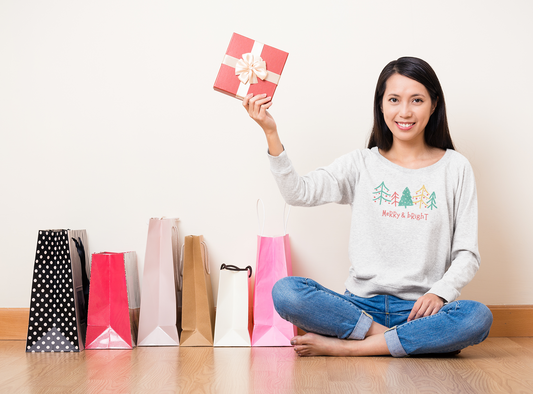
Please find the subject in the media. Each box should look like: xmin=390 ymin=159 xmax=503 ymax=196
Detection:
xmin=1 ymin=1 xmax=532 ymax=307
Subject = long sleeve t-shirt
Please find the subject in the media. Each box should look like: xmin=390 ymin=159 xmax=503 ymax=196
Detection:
xmin=268 ymin=147 xmax=480 ymax=302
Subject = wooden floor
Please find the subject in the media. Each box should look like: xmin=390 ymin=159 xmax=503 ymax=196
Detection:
xmin=1 ymin=338 xmax=533 ymax=393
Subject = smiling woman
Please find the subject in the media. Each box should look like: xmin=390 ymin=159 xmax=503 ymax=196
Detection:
xmin=242 ymin=56 xmax=493 ymax=358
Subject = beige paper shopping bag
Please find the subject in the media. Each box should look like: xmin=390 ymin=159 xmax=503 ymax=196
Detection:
xmin=180 ymin=235 xmax=215 ymax=346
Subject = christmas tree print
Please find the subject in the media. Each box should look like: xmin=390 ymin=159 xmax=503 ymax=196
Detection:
xmin=373 ymin=181 xmax=391 ymax=205
xmin=398 ymin=187 xmax=414 ymax=208
xmin=390 ymin=191 xmax=400 ymax=206
xmin=427 ymin=191 xmax=438 ymax=210
xmin=413 ymin=185 xmax=430 ymax=209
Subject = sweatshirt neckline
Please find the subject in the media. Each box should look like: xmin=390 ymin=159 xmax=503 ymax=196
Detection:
xmin=371 ymin=146 xmax=452 ymax=173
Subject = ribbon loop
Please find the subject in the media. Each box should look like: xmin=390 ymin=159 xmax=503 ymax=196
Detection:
xmin=235 ymin=53 xmax=268 ymax=85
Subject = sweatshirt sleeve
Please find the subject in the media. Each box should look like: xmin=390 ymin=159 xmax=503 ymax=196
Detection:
xmin=268 ymin=150 xmax=358 ymax=207
xmin=426 ymin=159 xmax=480 ymax=302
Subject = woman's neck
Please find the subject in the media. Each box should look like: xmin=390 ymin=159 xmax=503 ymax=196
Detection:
xmin=379 ymin=141 xmax=445 ymax=169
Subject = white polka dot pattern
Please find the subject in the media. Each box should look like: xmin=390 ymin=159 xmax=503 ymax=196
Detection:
xmin=26 ymin=230 xmax=81 ymax=353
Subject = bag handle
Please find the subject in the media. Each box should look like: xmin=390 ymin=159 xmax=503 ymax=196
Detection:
xmin=256 ymin=199 xmax=292 ymax=236
xmin=283 ymin=203 xmax=291 ymax=235
xmin=172 ymin=225 xmax=182 ymax=292
xmin=72 ymin=237 xmax=90 ymax=321
xmin=178 ymin=243 xmax=184 ymax=291
xmin=201 ymin=241 xmax=210 ymax=275
xmin=220 ymin=263 xmax=252 ymax=278
xmin=256 ymin=199 xmax=266 ymax=236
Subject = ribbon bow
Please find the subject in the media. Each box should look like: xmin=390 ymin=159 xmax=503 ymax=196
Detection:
xmin=235 ymin=53 xmax=268 ymax=85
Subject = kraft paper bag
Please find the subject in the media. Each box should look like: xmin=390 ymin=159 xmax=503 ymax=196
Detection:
xmin=26 ymin=229 xmax=90 ymax=353
xmin=214 ymin=264 xmax=253 ymax=347
xmin=137 ymin=218 xmax=181 ymax=346
xmin=252 ymin=201 xmax=297 ymax=346
xmin=85 ymin=252 xmax=140 ymax=349
xmin=180 ymin=235 xmax=215 ymax=347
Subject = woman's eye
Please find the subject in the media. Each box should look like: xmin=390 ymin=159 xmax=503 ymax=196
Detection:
xmin=389 ymin=98 xmax=398 ymax=103
xmin=413 ymin=98 xmax=423 ymax=103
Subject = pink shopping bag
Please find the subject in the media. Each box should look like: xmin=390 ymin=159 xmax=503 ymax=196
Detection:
xmin=85 ymin=252 xmax=140 ymax=349
xmin=251 ymin=201 xmax=297 ymax=346
xmin=137 ymin=218 xmax=181 ymax=346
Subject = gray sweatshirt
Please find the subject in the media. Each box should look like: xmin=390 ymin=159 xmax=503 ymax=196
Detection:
xmin=268 ymin=147 xmax=479 ymax=302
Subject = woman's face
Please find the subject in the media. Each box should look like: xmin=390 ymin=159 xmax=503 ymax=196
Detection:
xmin=381 ymin=73 xmax=436 ymax=147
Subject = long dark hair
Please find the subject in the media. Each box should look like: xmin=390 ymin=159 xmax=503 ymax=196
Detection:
xmin=367 ymin=57 xmax=455 ymax=151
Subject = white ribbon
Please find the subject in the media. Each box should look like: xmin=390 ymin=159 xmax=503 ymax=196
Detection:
xmin=235 ymin=53 xmax=268 ymax=85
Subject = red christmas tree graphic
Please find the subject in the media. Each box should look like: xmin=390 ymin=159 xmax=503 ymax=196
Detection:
xmin=390 ymin=191 xmax=400 ymax=206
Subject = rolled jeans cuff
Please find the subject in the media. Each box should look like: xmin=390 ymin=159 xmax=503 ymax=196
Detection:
xmin=348 ymin=311 xmax=373 ymax=340
xmin=384 ymin=327 xmax=408 ymax=357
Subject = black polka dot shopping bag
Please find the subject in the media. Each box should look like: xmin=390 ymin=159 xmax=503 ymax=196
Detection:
xmin=25 ymin=230 xmax=90 ymax=353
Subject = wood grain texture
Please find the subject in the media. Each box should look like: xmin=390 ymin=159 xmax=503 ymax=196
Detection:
xmin=1 ymin=338 xmax=533 ymax=393
xmin=0 ymin=309 xmax=29 ymax=340
xmin=488 ymin=305 xmax=533 ymax=337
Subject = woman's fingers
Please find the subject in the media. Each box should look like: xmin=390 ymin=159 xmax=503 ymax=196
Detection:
xmin=243 ymin=93 xmax=273 ymax=126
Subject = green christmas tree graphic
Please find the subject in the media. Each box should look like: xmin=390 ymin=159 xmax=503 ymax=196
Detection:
xmin=373 ymin=181 xmax=391 ymax=205
xmin=398 ymin=187 xmax=414 ymax=209
xmin=427 ymin=191 xmax=438 ymax=210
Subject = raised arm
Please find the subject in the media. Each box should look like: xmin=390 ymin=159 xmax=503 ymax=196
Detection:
xmin=242 ymin=93 xmax=284 ymax=156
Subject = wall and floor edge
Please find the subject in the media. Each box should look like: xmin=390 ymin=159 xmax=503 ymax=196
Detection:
xmin=1 ymin=306 xmax=532 ymax=341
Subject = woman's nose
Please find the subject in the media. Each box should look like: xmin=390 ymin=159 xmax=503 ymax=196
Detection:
xmin=399 ymin=103 xmax=412 ymax=118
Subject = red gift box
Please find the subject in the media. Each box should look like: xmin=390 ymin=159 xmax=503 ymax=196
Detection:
xmin=214 ymin=33 xmax=288 ymax=100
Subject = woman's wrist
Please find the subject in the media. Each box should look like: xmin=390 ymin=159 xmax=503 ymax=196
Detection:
xmin=265 ymin=130 xmax=284 ymax=156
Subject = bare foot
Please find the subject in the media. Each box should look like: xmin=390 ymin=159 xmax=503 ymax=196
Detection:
xmin=291 ymin=332 xmax=390 ymax=357
xmin=291 ymin=333 xmax=351 ymax=357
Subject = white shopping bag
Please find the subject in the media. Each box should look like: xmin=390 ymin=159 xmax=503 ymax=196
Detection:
xmin=213 ymin=264 xmax=253 ymax=347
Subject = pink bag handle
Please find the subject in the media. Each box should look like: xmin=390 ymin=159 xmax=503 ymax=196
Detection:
xmin=256 ymin=199 xmax=291 ymax=236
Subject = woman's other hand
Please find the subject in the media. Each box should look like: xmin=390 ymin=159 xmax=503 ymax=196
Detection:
xmin=407 ymin=293 xmax=445 ymax=322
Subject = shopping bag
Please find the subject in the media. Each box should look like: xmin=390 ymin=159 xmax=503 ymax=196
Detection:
xmin=213 ymin=264 xmax=253 ymax=347
xmin=85 ymin=252 xmax=140 ymax=349
xmin=137 ymin=218 xmax=181 ymax=346
xmin=180 ymin=235 xmax=215 ymax=346
xmin=26 ymin=229 xmax=90 ymax=353
xmin=252 ymin=201 xmax=297 ymax=346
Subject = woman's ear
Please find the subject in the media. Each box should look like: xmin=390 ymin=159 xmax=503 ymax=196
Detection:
xmin=431 ymin=97 xmax=439 ymax=114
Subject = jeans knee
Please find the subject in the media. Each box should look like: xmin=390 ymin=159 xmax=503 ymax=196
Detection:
xmin=463 ymin=301 xmax=493 ymax=341
xmin=271 ymin=277 xmax=302 ymax=316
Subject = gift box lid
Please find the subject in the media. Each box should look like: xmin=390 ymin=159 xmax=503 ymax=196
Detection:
xmin=214 ymin=33 xmax=289 ymax=100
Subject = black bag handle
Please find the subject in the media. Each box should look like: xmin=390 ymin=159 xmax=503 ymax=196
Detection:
xmin=220 ymin=263 xmax=252 ymax=278
xmin=72 ymin=237 xmax=90 ymax=318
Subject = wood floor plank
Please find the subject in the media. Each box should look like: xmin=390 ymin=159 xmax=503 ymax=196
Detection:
xmin=464 ymin=338 xmax=533 ymax=393
xmin=1 ymin=339 xmax=533 ymax=394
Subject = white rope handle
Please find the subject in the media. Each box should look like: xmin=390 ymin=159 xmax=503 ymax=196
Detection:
xmin=256 ymin=199 xmax=265 ymax=236
xmin=283 ymin=203 xmax=291 ymax=235
xmin=257 ymin=199 xmax=292 ymax=235
xmin=201 ymin=241 xmax=210 ymax=275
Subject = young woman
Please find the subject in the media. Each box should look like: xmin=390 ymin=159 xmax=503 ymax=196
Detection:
xmin=243 ymin=57 xmax=493 ymax=357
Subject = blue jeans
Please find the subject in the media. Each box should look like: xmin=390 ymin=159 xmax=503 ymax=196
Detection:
xmin=272 ymin=277 xmax=493 ymax=357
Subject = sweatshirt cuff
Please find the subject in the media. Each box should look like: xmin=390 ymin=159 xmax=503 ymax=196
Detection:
xmin=426 ymin=281 xmax=459 ymax=304
xmin=267 ymin=148 xmax=293 ymax=175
